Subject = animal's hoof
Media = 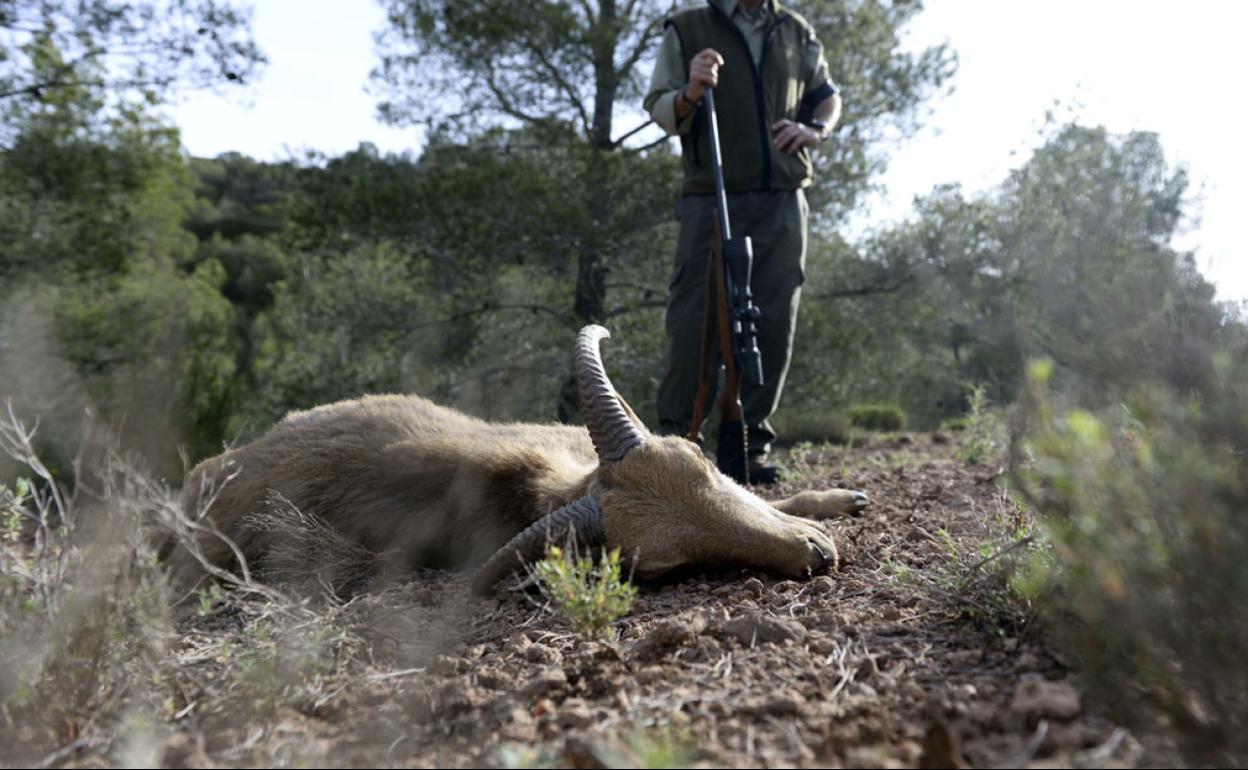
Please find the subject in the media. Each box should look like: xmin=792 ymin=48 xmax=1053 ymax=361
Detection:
xmin=807 ymin=539 xmax=836 ymax=572
xmin=849 ymin=491 xmax=870 ymax=515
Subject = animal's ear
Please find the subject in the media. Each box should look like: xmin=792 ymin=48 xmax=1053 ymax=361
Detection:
xmin=615 ymin=391 xmax=650 ymax=436
xmin=471 ymin=495 xmax=604 ymax=595
xmin=576 ymin=325 xmax=647 ymax=463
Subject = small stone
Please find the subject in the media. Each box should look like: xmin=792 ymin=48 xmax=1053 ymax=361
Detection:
xmin=919 ymin=721 xmax=970 ymax=770
xmin=631 ymin=615 xmax=708 ymax=658
xmin=525 ymin=643 xmax=563 ymax=665
xmin=576 ymin=640 xmax=622 ymax=663
xmin=743 ymin=577 xmax=766 ymax=597
xmin=519 ymin=668 xmax=568 ymax=699
xmin=808 ymin=636 xmax=840 ymax=656
xmin=477 ymin=668 xmax=515 ymax=691
xmin=809 ymin=575 xmax=837 ymax=594
xmin=759 ymin=690 xmax=806 ymax=715
xmin=636 ymin=665 xmax=668 ymax=685
xmin=399 ymin=691 xmax=434 ymax=720
xmin=435 ymin=680 xmax=486 ymax=715
xmin=564 ymin=735 xmax=607 ymax=768
xmin=160 ymin=732 xmax=208 ymax=769
xmin=532 ymin=697 xmax=556 ymax=716
xmin=718 ymin=613 xmax=807 ymax=646
xmin=500 ymin=706 xmax=537 ymax=742
xmin=430 ymin=655 xmax=469 ymax=677
xmin=772 ymin=580 xmax=801 ymax=595
xmin=1009 ymin=674 xmax=1081 ymax=722
xmin=557 ymin=697 xmax=597 ymax=729
xmin=506 ymin=633 xmax=533 ymax=655
xmin=945 ymin=649 xmax=984 ymax=668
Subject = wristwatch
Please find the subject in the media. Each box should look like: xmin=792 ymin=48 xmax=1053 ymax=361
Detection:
xmin=806 ymin=118 xmax=829 ymax=135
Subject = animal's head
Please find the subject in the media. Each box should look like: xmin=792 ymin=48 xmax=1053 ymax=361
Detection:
xmin=472 ymin=325 xmax=865 ymax=594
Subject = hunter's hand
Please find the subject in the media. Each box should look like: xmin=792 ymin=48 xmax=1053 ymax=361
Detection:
xmin=771 ymin=119 xmax=825 ymax=154
xmin=685 ymin=48 xmax=724 ymax=102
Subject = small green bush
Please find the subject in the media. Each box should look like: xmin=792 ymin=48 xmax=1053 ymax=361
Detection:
xmin=532 ymin=546 xmax=637 ymax=641
xmin=940 ymin=417 xmax=969 ymax=432
xmin=771 ymin=410 xmax=850 ymax=445
xmin=957 ymin=384 xmax=1004 ymax=465
xmin=846 ymin=404 xmax=907 ymax=432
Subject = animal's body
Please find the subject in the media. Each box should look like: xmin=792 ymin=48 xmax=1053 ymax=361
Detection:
xmin=172 ymin=327 xmax=868 ymax=593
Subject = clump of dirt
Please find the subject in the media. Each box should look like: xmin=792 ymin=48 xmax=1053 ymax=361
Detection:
xmin=144 ymin=436 xmax=1154 ymax=767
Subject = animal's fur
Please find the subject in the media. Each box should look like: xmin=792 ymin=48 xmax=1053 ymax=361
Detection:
xmin=173 ymin=390 xmax=867 ymax=593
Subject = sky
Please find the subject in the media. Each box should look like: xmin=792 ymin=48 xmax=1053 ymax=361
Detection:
xmin=168 ymin=0 xmax=1248 ymax=303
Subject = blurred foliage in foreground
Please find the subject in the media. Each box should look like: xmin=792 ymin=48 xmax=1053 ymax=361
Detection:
xmin=1013 ymin=332 xmax=1248 ymax=763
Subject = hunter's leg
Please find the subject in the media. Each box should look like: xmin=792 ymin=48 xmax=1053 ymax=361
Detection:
xmin=735 ymin=189 xmax=807 ymax=460
xmin=657 ymin=194 xmax=719 ymax=442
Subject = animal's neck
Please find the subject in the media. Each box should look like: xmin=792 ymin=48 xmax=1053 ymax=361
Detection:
xmin=531 ymin=452 xmax=598 ymax=515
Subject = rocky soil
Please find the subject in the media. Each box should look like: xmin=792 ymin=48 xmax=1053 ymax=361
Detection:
xmin=53 ymin=435 xmax=1158 ymax=768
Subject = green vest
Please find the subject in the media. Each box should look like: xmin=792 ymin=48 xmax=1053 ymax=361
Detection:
xmin=668 ymin=1 xmax=817 ymax=195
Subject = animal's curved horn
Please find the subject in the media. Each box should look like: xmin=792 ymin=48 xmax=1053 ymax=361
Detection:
xmin=471 ymin=496 xmax=605 ymax=595
xmin=576 ymin=325 xmax=647 ymax=463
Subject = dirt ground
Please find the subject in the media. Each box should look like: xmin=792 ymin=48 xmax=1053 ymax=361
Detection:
xmin=78 ymin=435 xmax=1158 ymax=768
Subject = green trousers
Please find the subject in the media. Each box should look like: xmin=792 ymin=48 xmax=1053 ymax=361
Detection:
xmin=655 ymin=189 xmax=808 ymax=457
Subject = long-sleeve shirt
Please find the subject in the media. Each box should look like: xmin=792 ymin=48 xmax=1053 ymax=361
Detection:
xmin=643 ymin=0 xmax=837 ymax=136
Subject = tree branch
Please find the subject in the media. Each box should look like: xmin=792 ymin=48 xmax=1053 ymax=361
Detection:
xmin=619 ymin=133 xmax=671 ymax=154
xmin=605 ymin=300 xmax=667 ymax=319
xmin=615 ymin=16 xmax=664 ymax=83
xmin=610 ymin=118 xmax=654 ymax=148
xmin=484 ymin=76 xmax=553 ymax=128
xmin=415 ymin=301 xmax=574 ymax=330
xmin=816 ymin=272 xmax=916 ymax=300
xmin=522 ymin=39 xmax=592 ymax=136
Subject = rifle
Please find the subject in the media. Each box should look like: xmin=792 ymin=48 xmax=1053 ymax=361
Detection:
xmin=688 ymin=86 xmax=764 ymax=484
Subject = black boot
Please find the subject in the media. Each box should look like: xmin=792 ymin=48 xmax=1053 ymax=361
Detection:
xmin=747 ymin=455 xmax=785 ymax=486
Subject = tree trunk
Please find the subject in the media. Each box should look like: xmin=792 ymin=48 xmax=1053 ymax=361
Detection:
xmin=561 ymin=0 xmax=622 ymax=423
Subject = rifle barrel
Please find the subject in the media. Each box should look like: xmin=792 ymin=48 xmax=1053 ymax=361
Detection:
xmin=704 ymin=88 xmax=732 ymax=244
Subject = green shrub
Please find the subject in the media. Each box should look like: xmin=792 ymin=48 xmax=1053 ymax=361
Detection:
xmin=532 ymin=545 xmax=637 ymax=641
xmin=846 ymin=404 xmax=907 ymax=432
xmin=1014 ymin=356 xmax=1248 ymax=765
xmin=940 ymin=417 xmax=968 ymax=432
xmin=771 ymin=410 xmax=850 ymax=445
xmin=957 ymin=384 xmax=1004 ymax=465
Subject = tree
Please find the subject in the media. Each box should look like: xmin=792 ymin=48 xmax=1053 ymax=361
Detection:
xmin=0 ymin=49 xmax=245 ymax=473
xmin=803 ymin=123 xmax=1233 ymax=427
xmin=372 ymin=0 xmax=953 ymax=417
xmin=0 ymin=0 xmax=264 ymax=143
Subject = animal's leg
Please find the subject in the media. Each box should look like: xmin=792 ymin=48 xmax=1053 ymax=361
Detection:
xmin=771 ymin=488 xmax=870 ymax=520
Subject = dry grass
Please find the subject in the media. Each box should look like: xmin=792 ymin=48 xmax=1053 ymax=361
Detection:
xmin=0 ymin=401 xmax=475 ymax=767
